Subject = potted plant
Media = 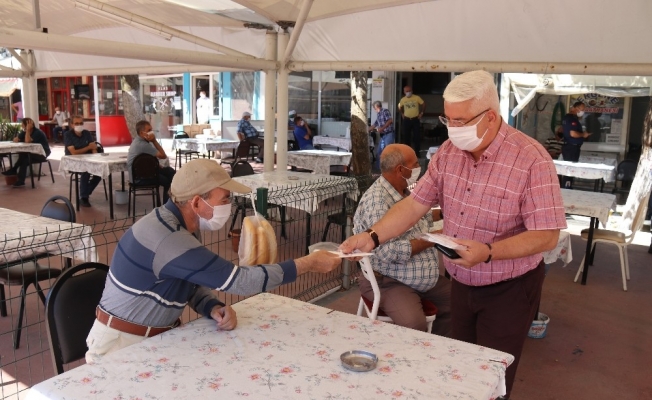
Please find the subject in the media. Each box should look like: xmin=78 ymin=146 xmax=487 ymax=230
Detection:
xmin=0 ymin=116 xmax=21 ymax=141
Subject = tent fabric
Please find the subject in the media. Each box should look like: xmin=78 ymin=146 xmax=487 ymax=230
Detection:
xmin=0 ymin=78 xmax=20 ymax=97
xmin=2 ymin=0 xmax=652 ymax=74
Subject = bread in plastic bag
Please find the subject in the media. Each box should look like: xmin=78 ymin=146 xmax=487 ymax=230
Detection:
xmin=238 ymin=212 xmax=278 ymax=265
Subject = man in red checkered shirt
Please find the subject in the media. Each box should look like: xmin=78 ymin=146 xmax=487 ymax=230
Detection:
xmin=341 ymin=70 xmax=567 ymax=399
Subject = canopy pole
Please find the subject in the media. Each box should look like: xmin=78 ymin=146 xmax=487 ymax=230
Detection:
xmin=264 ymin=31 xmax=278 ymax=172
xmin=276 ymin=31 xmax=290 ymax=173
xmin=0 ymin=28 xmax=276 ymax=70
xmin=288 ymin=60 xmax=652 ymax=76
xmin=7 ymin=49 xmax=32 ymax=73
xmin=282 ymin=0 xmax=314 ymax=65
xmin=74 ymin=0 xmax=253 ymax=58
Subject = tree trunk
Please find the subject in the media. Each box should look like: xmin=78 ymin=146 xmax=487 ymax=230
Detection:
xmin=121 ymin=75 xmax=144 ymax=140
xmin=350 ymin=71 xmax=371 ymax=176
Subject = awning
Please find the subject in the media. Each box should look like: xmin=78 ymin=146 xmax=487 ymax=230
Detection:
xmin=0 ymin=78 xmax=20 ymax=97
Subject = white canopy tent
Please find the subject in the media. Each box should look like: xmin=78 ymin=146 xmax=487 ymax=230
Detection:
xmin=2 ymin=0 xmax=652 ymax=168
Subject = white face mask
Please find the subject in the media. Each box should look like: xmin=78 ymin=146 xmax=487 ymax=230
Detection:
xmin=405 ymin=91 xmax=413 ymax=97
xmin=200 ymin=93 xmax=206 ymax=98
xmin=402 ymin=165 xmax=421 ymax=186
xmin=74 ymin=125 xmax=84 ymax=133
xmin=576 ymin=110 xmax=585 ymax=117
xmin=198 ymin=199 xmax=231 ymax=231
xmin=447 ymin=113 xmax=488 ymax=152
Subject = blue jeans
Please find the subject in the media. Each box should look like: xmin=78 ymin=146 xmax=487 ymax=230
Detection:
xmin=376 ymin=132 xmax=395 ymax=166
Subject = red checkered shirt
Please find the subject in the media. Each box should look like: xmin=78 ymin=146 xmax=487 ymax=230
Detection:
xmin=411 ymin=122 xmax=567 ymax=286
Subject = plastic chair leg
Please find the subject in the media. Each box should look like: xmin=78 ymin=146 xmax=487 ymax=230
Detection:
xmin=618 ymin=246 xmax=627 ymax=291
xmin=624 ymin=245 xmax=631 ymax=280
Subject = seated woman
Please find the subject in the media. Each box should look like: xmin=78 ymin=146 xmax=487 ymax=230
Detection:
xmin=293 ymin=116 xmax=314 ymax=150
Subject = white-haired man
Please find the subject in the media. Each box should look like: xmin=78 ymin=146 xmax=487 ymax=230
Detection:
xmin=341 ymin=70 xmax=566 ymax=399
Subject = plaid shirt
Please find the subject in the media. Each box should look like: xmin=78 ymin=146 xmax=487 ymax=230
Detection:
xmin=353 ymin=176 xmax=439 ymax=292
xmin=237 ymin=118 xmax=259 ymax=138
xmin=411 ymin=121 xmax=567 ymax=286
xmin=372 ymin=108 xmax=395 ymax=134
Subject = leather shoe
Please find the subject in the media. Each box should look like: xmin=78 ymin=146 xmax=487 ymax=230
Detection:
xmin=2 ymin=170 xmax=16 ymax=176
xmin=80 ymin=198 xmax=92 ymax=207
xmin=12 ymin=181 xmax=25 ymax=188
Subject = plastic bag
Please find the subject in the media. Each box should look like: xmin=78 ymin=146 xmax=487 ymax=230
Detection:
xmin=308 ymin=242 xmax=340 ymax=254
xmin=238 ymin=212 xmax=278 ymax=265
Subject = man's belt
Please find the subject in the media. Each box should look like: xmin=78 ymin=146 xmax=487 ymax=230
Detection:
xmin=404 ymin=116 xmax=419 ymax=120
xmin=96 ymin=306 xmax=180 ymax=338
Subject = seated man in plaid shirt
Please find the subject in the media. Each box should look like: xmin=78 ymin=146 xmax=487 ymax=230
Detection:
xmin=353 ymin=144 xmax=451 ymax=336
xmin=236 ymin=111 xmax=265 ymax=163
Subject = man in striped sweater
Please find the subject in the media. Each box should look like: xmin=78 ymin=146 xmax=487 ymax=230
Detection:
xmin=86 ymin=159 xmax=340 ymax=362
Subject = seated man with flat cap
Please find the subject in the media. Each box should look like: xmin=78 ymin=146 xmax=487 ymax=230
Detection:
xmin=86 ymin=159 xmax=340 ymax=362
xmin=237 ymin=111 xmax=265 ymax=163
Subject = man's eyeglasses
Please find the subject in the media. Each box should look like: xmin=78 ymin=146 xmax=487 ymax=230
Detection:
xmin=72 ymin=122 xmax=84 ymax=126
xmin=439 ymin=109 xmax=490 ymax=127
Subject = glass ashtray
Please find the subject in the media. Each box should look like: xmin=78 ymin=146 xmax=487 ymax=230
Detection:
xmin=340 ymin=350 xmax=378 ymax=372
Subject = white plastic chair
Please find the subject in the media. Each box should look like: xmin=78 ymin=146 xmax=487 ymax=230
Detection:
xmin=356 ymin=257 xmax=437 ymax=333
xmin=575 ymin=192 xmax=651 ymax=291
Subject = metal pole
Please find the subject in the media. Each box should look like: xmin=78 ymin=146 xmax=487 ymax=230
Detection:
xmin=282 ymin=0 xmax=314 ymax=64
xmin=264 ymin=31 xmax=277 ymax=172
xmin=0 ymin=28 xmax=276 ymax=71
xmin=93 ymin=75 xmax=101 ymax=142
xmin=276 ymin=31 xmax=290 ymax=172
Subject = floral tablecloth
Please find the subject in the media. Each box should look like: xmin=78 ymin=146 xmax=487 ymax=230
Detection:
xmin=312 ymin=136 xmax=352 ymax=151
xmin=0 ymin=141 xmax=47 ymax=157
xmin=543 ymin=230 xmax=572 ymax=266
xmin=26 ymin=293 xmax=512 ymax=400
xmin=287 ymin=150 xmax=352 ymax=176
xmin=553 ymin=159 xmax=616 ymax=182
xmin=0 ymin=208 xmax=97 ymax=264
xmin=59 ymin=153 xmax=169 ymax=179
xmin=233 ymin=171 xmax=357 ymax=214
xmin=561 ymin=188 xmax=617 ymax=227
xmin=172 ymin=138 xmax=240 ymax=153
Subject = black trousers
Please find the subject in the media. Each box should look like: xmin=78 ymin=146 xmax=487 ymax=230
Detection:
xmin=13 ymin=153 xmax=47 ymax=184
xmin=402 ymin=117 xmax=421 ymax=155
xmin=136 ymin=166 xmax=176 ymax=204
xmin=560 ymin=144 xmax=581 ymax=188
xmin=451 ymin=261 xmax=545 ymax=398
xmin=246 ymin=136 xmax=265 ymax=158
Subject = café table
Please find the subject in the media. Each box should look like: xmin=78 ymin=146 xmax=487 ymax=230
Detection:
xmin=59 ymin=153 xmax=169 ymax=219
xmin=553 ymin=159 xmax=616 ymax=192
xmin=312 ymin=135 xmax=352 ymax=151
xmin=561 ymin=188 xmax=617 ymax=285
xmin=25 ymin=292 xmax=513 ymax=400
xmin=233 ymin=171 xmax=357 ymax=252
xmin=287 ymin=150 xmax=352 ymax=176
xmin=0 ymin=207 xmax=97 ymax=264
xmin=172 ymin=137 xmax=240 ymax=157
xmin=0 ymin=141 xmax=48 ymax=188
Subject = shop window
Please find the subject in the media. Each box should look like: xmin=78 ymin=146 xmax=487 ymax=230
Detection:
xmin=97 ymin=76 xmax=124 ymax=116
xmin=571 ymin=94 xmax=625 ymax=144
xmin=140 ymin=76 xmax=183 ymax=137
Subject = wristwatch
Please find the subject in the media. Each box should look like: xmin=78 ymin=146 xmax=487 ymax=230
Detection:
xmin=365 ymin=228 xmax=380 ymax=249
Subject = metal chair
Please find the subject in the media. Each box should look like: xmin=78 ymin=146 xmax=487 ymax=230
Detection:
xmin=174 ymin=133 xmax=200 ymax=169
xmin=220 ymin=140 xmax=251 ymax=167
xmin=356 ymin=257 xmax=438 ymax=333
xmin=32 ymin=158 xmax=55 ymax=183
xmin=575 ymin=192 xmax=651 ymax=291
xmin=0 ymin=195 xmax=75 ymax=349
xmin=128 ymin=153 xmax=161 ymax=222
xmin=45 ymin=262 xmax=109 ymax=374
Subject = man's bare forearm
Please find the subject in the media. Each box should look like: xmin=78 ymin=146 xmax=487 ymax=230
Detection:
xmin=371 ymin=196 xmax=430 ymax=245
xmin=492 ymin=230 xmax=560 ymax=261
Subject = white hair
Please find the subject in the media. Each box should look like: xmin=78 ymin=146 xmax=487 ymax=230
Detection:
xmin=443 ymin=70 xmax=499 ymax=114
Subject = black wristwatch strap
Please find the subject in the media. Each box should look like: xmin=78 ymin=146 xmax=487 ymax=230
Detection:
xmin=365 ymin=228 xmax=380 ymax=249
xmin=484 ymin=243 xmax=492 ymax=263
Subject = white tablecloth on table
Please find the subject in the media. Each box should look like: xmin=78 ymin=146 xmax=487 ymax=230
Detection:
xmin=172 ymin=138 xmax=240 ymax=153
xmin=553 ymin=159 xmax=616 ymax=182
xmin=232 ymin=171 xmax=357 ymax=214
xmin=287 ymin=150 xmax=352 ymax=175
xmin=558 ymin=155 xmax=618 ymax=167
xmin=561 ymin=188 xmax=617 ymax=227
xmin=0 ymin=208 xmax=97 ymax=264
xmin=543 ymin=230 xmax=572 ymax=266
xmin=59 ymin=153 xmax=169 ymax=179
xmin=312 ymin=136 xmax=352 ymax=151
xmin=0 ymin=142 xmax=47 ymax=157
xmin=26 ymin=293 xmax=512 ymax=400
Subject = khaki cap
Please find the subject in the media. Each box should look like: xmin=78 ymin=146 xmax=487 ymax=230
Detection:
xmin=170 ymin=159 xmax=251 ymax=202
